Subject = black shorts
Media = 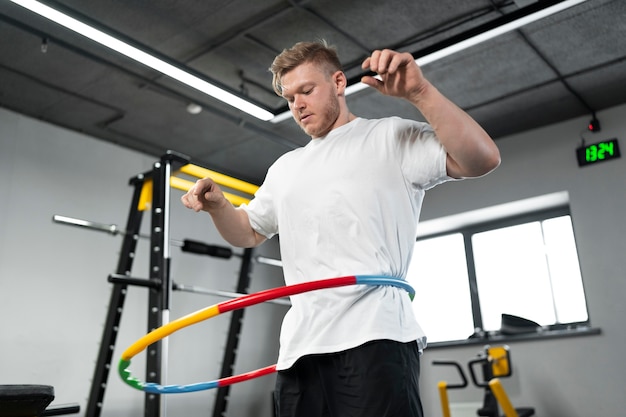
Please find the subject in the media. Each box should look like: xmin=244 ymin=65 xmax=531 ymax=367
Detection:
xmin=274 ymin=339 xmax=423 ymax=417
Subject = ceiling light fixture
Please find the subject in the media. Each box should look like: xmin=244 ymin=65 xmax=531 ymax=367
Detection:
xmin=8 ymin=0 xmax=274 ymax=121
xmin=271 ymin=0 xmax=588 ymax=123
xmin=186 ymin=103 xmax=203 ymax=115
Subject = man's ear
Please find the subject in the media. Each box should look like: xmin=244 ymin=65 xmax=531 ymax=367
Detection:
xmin=333 ymin=70 xmax=348 ymax=95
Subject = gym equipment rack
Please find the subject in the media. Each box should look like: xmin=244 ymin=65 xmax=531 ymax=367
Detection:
xmin=85 ymin=151 xmax=262 ymax=417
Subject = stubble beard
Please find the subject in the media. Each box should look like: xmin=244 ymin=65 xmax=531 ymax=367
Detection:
xmin=299 ymin=94 xmax=341 ymax=139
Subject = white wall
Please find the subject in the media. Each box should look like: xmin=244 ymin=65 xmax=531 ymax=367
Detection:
xmin=0 ymin=107 xmax=286 ymax=417
xmin=418 ymin=103 xmax=626 ymax=417
xmin=2 ymin=102 xmax=626 ymax=417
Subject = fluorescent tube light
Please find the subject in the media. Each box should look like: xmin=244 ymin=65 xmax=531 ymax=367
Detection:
xmin=9 ymin=0 xmax=274 ymax=121
xmin=270 ymin=0 xmax=587 ymax=123
xmin=414 ymin=0 xmax=588 ymax=66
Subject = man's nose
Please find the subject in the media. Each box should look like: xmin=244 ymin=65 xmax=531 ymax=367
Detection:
xmin=293 ymin=94 xmax=305 ymax=109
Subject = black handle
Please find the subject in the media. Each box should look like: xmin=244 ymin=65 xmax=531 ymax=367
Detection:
xmin=432 ymin=360 xmax=468 ymax=389
xmin=468 ymin=357 xmax=490 ymax=388
xmin=181 ymin=240 xmax=233 ymax=259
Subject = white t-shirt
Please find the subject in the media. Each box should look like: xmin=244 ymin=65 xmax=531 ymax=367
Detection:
xmin=241 ymin=117 xmax=451 ymax=369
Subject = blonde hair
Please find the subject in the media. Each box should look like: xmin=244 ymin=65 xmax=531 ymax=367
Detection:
xmin=270 ymin=40 xmax=342 ymax=96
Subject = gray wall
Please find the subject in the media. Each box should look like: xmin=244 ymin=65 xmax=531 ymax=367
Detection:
xmin=2 ymin=102 xmax=625 ymax=417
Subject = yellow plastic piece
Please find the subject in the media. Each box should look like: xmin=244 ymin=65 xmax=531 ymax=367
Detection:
xmin=138 ymin=179 xmax=153 ymax=211
xmin=178 ymin=164 xmax=259 ymax=196
xmin=489 ymin=379 xmax=519 ymax=417
xmin=122 ymin=304 xmax=220 ymax=360
xmin=488 ymin=345 xmax=511 ymax=377
xmin=437 ymin=381 xmax=451 ymax=417
xmin=169 ymin=176 xmax=194 ymax=193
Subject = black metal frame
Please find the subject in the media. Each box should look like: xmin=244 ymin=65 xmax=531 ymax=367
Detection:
xmin=86 ymin=152 xmax=255 ymax=417
xmin=85 ymin=174 xmax=145 ymax=417
xmin=212 ymin=247 xmax=253 ymax=417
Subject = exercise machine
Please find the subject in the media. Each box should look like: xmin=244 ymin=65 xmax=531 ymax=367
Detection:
xmin=433 ymin=345 xmax=535 ymax=417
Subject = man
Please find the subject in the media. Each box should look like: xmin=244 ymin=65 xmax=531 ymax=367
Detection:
xmin=182 ymin=40 xmax=500 ymax=417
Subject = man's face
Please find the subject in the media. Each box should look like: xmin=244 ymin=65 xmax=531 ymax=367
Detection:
xmin=281 ymin=62 xmax=341 ymax=138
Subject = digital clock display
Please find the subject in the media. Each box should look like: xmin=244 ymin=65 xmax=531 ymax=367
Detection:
xmin=576 ymin=138 xmax=621 ymax=167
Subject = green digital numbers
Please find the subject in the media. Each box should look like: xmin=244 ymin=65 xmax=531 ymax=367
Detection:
xmin=577 ymin=138 xmax=621 ymax=167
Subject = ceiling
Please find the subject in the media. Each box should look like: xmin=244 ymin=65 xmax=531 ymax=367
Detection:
xmin=1 ymin=0 xmax=625 ymax=185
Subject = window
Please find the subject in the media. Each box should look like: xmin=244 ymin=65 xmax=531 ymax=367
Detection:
xmin=408 ymin=234 xmax=475 ymax=343
xmin=407 ymin=193 xmax=592 ymax=345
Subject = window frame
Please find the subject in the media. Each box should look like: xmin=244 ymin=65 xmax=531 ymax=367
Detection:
xmin=415 ymin=204 xmax=601 ymax=348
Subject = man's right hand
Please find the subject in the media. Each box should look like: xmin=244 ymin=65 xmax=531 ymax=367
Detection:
xmin=181 ymin=177 xmax=229 ymax=213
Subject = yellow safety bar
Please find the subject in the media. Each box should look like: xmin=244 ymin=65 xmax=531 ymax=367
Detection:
xmin=169 ymin=177 xmax=251 ymax=207
xmin=437 ymin=381 xmax=452 ymax=417
xmin=137 ymin=163 xmax=259 ymax=211
xmin=489 ymin=379 xmax=519 ymax=417
xmin=178 ymin=164 xmax=259 ymax=196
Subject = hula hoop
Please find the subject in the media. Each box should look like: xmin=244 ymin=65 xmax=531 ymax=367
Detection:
xmin=119 ymin=275 xmax=414 ymax=394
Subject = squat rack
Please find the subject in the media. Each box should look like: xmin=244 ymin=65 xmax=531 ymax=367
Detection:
xmin=82 ymin=151 xmax=268 ymax=417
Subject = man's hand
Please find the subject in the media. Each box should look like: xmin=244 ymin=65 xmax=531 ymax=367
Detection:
xmin=181 ymin=177 xmax=265 ymax=248
xmin=181 ymin=177 xmax=229 ymax=213
xmin=361 ymin=49 xmax=429 ymax=103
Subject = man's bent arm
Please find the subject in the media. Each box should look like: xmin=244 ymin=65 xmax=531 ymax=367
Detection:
xmin=207 ymin=200 xmax=267 ymax=248
xmin=408 ymin=81 xmax=501 ymax=179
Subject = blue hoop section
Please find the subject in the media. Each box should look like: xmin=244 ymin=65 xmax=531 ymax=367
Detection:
xmin=355 ymin=275 xmax=415 ymax=300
